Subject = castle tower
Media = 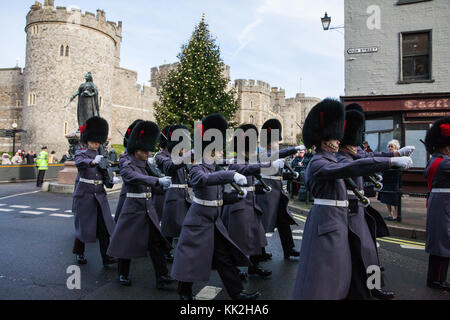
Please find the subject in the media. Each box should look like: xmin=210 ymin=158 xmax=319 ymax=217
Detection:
xmin=22 ymin=1 xmax=123 ymax=155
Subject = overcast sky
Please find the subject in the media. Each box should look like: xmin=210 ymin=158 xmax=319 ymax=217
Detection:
xmin=1 ymin=0 xmax=344 ymax=99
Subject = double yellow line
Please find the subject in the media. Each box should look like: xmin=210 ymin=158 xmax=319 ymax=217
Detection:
xmin=291 ymin=213 xmax=425 ymax=248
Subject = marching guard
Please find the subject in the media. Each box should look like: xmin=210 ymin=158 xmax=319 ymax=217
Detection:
xmin=154 ymin=126 xmax=171 ymax=221
xmin=114 ymin=119 xmax=143 ymax=223
xmin=256 ymin=119 xmax=302 ymax=260
xmin=72 ymin=116 xmax=120 ymax=266
xmin=106 ymin=121 xmax=175 ymax=288
xmin=292 ymin=99 xmax=412 ymax=299
xmin=171 ymin=114 xmax=260 ymax=300
xmin=424 ymin=117 xmax=450 ymax=291
xmin=221 ymin=124 xmax=273 ymax=278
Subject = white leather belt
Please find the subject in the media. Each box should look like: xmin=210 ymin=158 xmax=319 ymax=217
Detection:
xmin=193 ymin=196 xmax=223 ymax=207
xmin=79 ymin=178 xmax=103 ymax=185
xmin=261 ymin=175 xmax=283 ymax=181
xmin=431 ymin=188 xmax=450 ymax=193
xmin=169 ymin=184 xmax=188 ymax=189
xmin=314 ymin=198 xmax=349 ymax=207
xmin=347 ymin=190 xmax=364 ymax=196
xmin=126 ymin=192 xmax=152 ymax=199
xmin=243 ymin=186 xmax=255 ymax=192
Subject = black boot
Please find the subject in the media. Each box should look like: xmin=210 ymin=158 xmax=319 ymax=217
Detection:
xmin=371 ymin=289 xmax=395 ymax=300
xmin=284 ymin=248 xmax=300 ymax=260
xmin=427 ymin=281 xmax=450 ymax=291
xmin=103 ymin=256 xmax=118 ymax=266
xmin=231 ymin=290 xmax=260 ymax=300
xmin=76 ymin=254 xmax=87 ymax=265
xmin=248 ymin=266 xmax=272 ymax=278
xmin=156 ymin=274 xmax=176 ymax=289
xmin=119 ymin=275 xmax=131 ymax=286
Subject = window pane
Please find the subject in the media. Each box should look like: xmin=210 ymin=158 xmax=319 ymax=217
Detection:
xmin=366 ymin=119 xmax=393 ymax=132
xmin=413 ymin=55 xmax=429 ymax=78
xmin=380 ymin=131 xmax=394 ymax=152
xmin=405 ymin=129 xmax=427 ymax=167
xmin=403 ymin=32 xmax=429 ymax=56
xmin=365 ymin=133 xmax=378 ymax=152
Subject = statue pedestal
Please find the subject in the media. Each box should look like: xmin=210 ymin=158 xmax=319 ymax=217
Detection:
xmin=57 ymin=161 xmax=78 ymax=185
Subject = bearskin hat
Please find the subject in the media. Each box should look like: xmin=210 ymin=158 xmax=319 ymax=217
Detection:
xmin=80 ymin=116 xmax=109 ymax=144
xmin=197 ymin=113 xmax=228 ymax=152
xmin=341 ymin=110 xmax=365 ymax=147
xmin=346 ymin=103 xmax=364 ymax=114
xmin=123 ymin=119 xmax=143 ymax=148
xmin=262 ymin=119 xmax=282 ymax=142
xmin=167 ymin=124 xmax=189 ymax=153
xmin=425 ymin=117 xmax=450 ymax=154
xmin=127 ymin=121 xmax=160 ymax=154
xmin=160 ymin=126 xmax=171 ymax=149
xmin=233 ymin=124 xmax=258 ymax=154
xmin=302 ymin=98 xmax=345 ymax=149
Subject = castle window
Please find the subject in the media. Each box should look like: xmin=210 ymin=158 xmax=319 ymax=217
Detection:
xmin=250 ymin=101 xmax=253 ymax=109
xmin=16 ymin=100 xmax=22 ymax=107
xmin=249 ymin=115 xmax=254 ymax=123
xmin=291 ymin=124 xmax=294 ymax=129
xmin=31 ymin=25 xmax=38 ymax=35
xmin=65 ymin=46 xmax=69 ymax=57
xmin=60 ymin=45 xmax=64 ymax=56
xmin=28 ymin=93 xmax=36 ymax=106
xmin=64 ymin=122 xmax=68 ymax=136
xmin=99 ymin=96 xmax=102 ymax=107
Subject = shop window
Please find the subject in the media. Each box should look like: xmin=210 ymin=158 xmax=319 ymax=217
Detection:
xmin=365 ymin=118 xmax=394 ymax=152
xmin=401 ymin=31 xmax=431 ymax=81
xmin=405 ymin=123 xmax=429 ymax=168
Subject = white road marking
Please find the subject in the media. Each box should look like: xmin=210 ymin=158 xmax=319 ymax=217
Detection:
xmin=36 ymin=208 xmax=59 ymax=212
xmin=293 ymin=236 xmax=303 ymax=240
xmin=400 ymin=244 xmax=425 ymax=250
xmin=0 ymin=191 xmax=41 ymax=200
xmin=195 ymin=286 xmax=222 ymax=300
xmin=292 ymin=229 xmax=303 ymax=234
xmin=0 ymin=208 xmax=14 ymax=212
xmin=20 ymin=211 xmax=44 ymax=215
xmin=265 ymin=233 xmax=273 ymax=237
xmin=64 ymin=210 xmax=72 ymax=213
xmin=50 ymin=214 xmax=73 ymax=218
xmin=9 ymin=205 xmax=30 ymax=209
xmin=0 ymin=204 xmax=6 ymax=206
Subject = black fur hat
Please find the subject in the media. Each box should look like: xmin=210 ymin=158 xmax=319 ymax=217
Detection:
xmin=127 ymin=121 xmax=160 ymax=154
xmin=262 ymin=119 xmax=282 ymax=141
xmin=124 ymin=119 xmax=143 ymax=148
xmin=160 ymin=126 xmax=171 ymax=149
xmin=234 ymin=124 xmax=258 ymax=154
xmin=198 ymin=113 xmax=228 ymax=151
xmin=341 ymin=110 xmax=365 ymax=147
xmin=302 ymin=98 xmax=345 ymax=149
xmin=167 ymin=124 xmax=189 ymax=153
xmin=425 ymin=117 xmax=450 ymax=154
xmin=80 ymin=116 xmax=109 ymax=144
xmin=346 ymin=103 xmax=364 ymax=114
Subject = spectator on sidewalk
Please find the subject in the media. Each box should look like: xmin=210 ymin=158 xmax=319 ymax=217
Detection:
xmin=26 ymin=151 xmax=36 ymax=164
xmin=36 ymin=146 xmax=48 ymax=187
xmin=48 ymin=150 xmax=58 ymax=164
xmin=1 ymin=153 xmax=11 ymax=165
xmin=378 ymin=139 xmax=402 ymax=222
xmin=20 ymin=149 xmax=26 ymax=160
xmin=108 ymin=148 xmax=117 ymax=162
xmin=60 ymin=151 xmax=69 ymax=164
xmin=363 ymin=141 xmax=373 ymax=153
xmin=11 ymin=151 xmax=23 ymax=165
xmin=292 ymin=146 xmax=306 ymax=169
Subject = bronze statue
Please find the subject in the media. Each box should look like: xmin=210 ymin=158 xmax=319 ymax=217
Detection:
xmin=65 ymin=72 xmax=100 ymax=129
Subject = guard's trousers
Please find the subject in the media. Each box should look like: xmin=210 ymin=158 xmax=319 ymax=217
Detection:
xmin=427 ymin=254 xmax=449 ymax=284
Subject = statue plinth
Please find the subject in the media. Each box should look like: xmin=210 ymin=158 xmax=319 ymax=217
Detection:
xmin=57 ymin=161 xmax=78 ymax=185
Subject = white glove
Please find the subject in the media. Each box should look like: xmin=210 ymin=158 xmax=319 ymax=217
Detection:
xmin=158 ymin=176 xmax=172 ymax=189
xmin=237 ymin=188 xmax=248 ymax=199
xmin=390 ymin=156 xmax=413 ymax=169
xmin=398 ymin=146 xmax=415 ymax=157
xmin=93 ymin=155 xmax=103 ymax=164
xmin=112 ymin=177 xmax=121 ymax=184
xmin=271 ymin=159 xmax=285 ymax=169
xmin=147 ymin=157 xmax=155 ymax=165
xmin=233 ymin=172 xmax=247 ymax=186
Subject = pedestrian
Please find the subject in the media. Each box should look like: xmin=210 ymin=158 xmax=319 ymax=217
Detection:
xmin=291 ymin=146 xmax=306 ymax=169
xmin=292 ymin=98 xmax=412 ymax=300
xmin=113 ymin=119 xmax=143 ymax=223
xmin=109 ymin=148 xmax=118 ymax=162
xmin=221 ymin=124 xmax=273 ymax=279
xmin=256 ymin=119 xmax=303 ymax=261
xmin=72 ymin=116 xmax=119 ymax=266
xmin=154 ymin=126 xmax=171 ymax=221
xmin=107 ymin=120 xmax=175 ymax=288
xmin=378 ymin=139 xmax=402 ymax=222
xmin=159 ymin=124 xmax=193 ymax=261
xmin=11 ymin=151 xmax=23 ymax=165
xmin=423 ymin=117 xmax=450 ymax=291
xmin=26 ymin=151 xmax=35 ymax=164
xmin=171 ymin=113 xmax=259 ymax=301
xmin=60 ymin=151 xmax=68 ymax=164
xmin=35 ymin=147 xmax=48 ymax=187
xmin=363 ymin=141 xmax=373 ymax=153
xmin=1 ymin=153 xmax=11 ymax=165
xmin=48 ymin=150 xmax=58 ymax=164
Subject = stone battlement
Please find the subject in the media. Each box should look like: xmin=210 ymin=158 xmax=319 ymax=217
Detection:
xmin=234 ymin=79 xmax=271 ymax=92
xmin=26 ymin=1 xmax=122 ymax=44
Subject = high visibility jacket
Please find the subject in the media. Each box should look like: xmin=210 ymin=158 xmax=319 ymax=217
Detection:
xmin=36 ymin=151 xmax=48 ymax=170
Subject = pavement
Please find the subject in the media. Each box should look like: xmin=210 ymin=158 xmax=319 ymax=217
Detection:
xmin=288 ymin=195 xmax=428 ymax=241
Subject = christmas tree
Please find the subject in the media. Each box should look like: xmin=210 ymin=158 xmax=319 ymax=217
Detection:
xmin=155 ymin=15 xmax=239 ymax=131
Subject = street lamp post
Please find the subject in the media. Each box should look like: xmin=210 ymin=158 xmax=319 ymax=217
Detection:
xmin=321 ymin=12 xmax=344 ymax=31
xmin=11 ymin=122 xmax=18 ymax=154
